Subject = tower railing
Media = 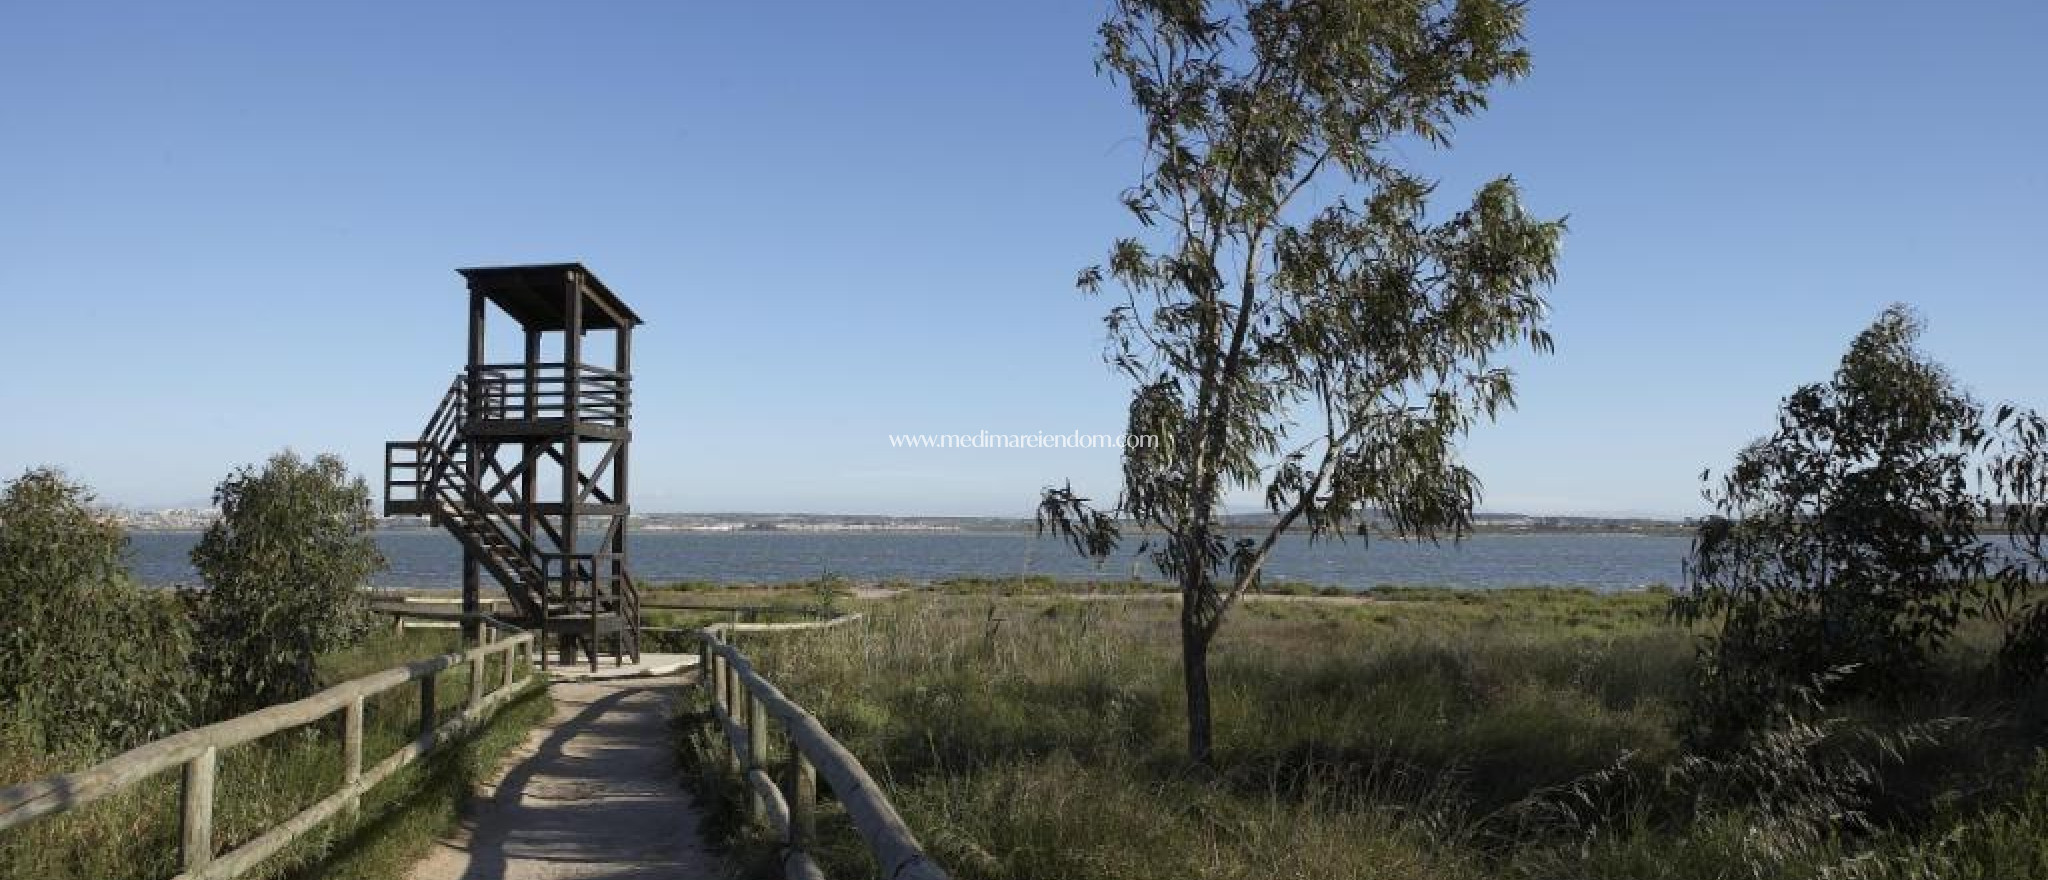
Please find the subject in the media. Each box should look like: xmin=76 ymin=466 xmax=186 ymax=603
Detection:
xmin=464 ymin=362 xmax=629 ymax=428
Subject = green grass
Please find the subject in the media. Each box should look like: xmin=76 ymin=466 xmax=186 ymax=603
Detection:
xmin=676 ymin=587 xmax=2048 ymax=880
xmin=0 ymin=628 xmax=552 ymax=880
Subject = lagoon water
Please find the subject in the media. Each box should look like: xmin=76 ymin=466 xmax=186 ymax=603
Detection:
xmin=126 ymin=529 xmax=1688 ymax=592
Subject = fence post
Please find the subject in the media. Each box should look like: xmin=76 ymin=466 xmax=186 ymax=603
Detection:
xmin=181 ymin=745 xmax=217 ymax=872
xmin=746 ymin=687 xmax=769 ymax=819
xmin=725 ymin=659 xmax=741 ymax=721
xmin=714 ymin=652 xmax=730 ymax=713
xmin=725 ymin=660 xmax=745 ymax=773
xmin=343 ymin=696 xmax=365 ymax=819
xmin=786 ymin=751 xmax=816 ymax=849
xmin=419 ymin=670 xmax=438 ymax=740
xmin=746 ymin=691 xmax=768 ymax=768
xmin=699 ymin=637 xmax=714 ymax=697
xmin=468 ymin=651 xmax=485 ymax=711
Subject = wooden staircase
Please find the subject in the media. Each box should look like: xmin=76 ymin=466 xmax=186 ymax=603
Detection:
xmin=386 ymin=374 xmax=641 ymax=667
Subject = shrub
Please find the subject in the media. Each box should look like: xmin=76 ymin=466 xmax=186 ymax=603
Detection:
xmin=0 ymin=468 xmax=195 ymax=753
xmin=190 ymin=451 xmax=384 ymax=716
xmin=1674 ymin=306 xmax=1999 ymax=744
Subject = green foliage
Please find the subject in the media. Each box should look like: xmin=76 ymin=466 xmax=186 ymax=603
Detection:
xmin=1673 ymin=306 xmax=2004 ymax=744
xmin=0 ymin=468 xmax=124 ymax=604
xmin=190 ymin=451 xmax=385 ymax=716
xmin=0 ymin=468 xmax=196 ymax=752
xmin=1986 ymin=408 xmax=2048 ymax=682
xmin=1040 ymin=0 xmax=1561 ymax=763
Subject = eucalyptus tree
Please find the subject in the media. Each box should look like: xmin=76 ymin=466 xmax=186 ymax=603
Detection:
xmin=1040 ymin=0 xmax=1562 ymax=764
xmin=1674 ymin=307 xmax=2000 ymax=741
xmin=0 ymin=469 xmax=195 ymax=751
xmin=191 ymin=451 xmax=384 ymax=715
xmin=1988 ymin=406 xmax=2048 ymax=681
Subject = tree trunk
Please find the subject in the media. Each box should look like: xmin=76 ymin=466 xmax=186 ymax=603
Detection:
xmin=1180 ymin=588 xmax=1214 ymax=766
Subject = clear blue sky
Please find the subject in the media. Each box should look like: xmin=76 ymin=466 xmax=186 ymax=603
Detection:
xmin=2 ymin=1 xmax=2042 ymax=518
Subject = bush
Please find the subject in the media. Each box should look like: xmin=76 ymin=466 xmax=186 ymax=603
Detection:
xmin=0 ymin=468 xmax=196 ymax=753
xmin=1674 ymin=306 xmax=2000 ymax=744
xmin=190 ymin=451 xmax=384 ymax=716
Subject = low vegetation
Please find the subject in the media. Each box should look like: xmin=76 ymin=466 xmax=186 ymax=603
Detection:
xmin=675 ymin=307 xmax=2048 ymax=880
xmin=0 ymin=461 xmax=550 ymax=880
xmin=681 ymin=588 xmax=2048 ymax=880
xmin=0 ymin=628 xmax=550 ymax=880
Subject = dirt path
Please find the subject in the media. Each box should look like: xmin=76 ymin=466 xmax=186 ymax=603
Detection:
xmin=406 ymin=677 xmax=716 ymax=880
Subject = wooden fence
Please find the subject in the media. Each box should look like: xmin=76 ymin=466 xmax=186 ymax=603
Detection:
xmin=700 ymin=615 xmax=950 ymax=880
xmin=0 ymin=619 xmax=539 ymax=880
xmin=640 ymin=601 xmax=838 ymax=634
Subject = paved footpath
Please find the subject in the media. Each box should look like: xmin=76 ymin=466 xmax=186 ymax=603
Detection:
xmin=407 ymin=676 xmax=717 ymax=880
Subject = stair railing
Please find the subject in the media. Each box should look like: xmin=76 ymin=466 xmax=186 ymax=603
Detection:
xmin=426 ymin=449 xmax=547 ymax=611
xmin=401 ymin=370 xmax=643 ymax=662
xmin=410 ymin=374 xmax=550 ymax=617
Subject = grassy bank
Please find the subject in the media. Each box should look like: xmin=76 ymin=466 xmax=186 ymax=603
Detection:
xmin=0 ymin=628 xmax=552 ymax=880
xmin=678 ymin=586 xmax=2048 ymax=880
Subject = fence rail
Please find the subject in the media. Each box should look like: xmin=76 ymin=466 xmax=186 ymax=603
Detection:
xmin=0 ymin=622 xmax=539 ymax=880
xmin=699 ymin=615 xmax=949 ymax=880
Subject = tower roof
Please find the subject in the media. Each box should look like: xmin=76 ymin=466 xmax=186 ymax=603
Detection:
xmin=457 ymin=263 xmax=642 ymax=331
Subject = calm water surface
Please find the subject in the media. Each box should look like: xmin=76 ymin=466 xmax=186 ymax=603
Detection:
xmin=127 ymin=530 xmax=1687 ymax=592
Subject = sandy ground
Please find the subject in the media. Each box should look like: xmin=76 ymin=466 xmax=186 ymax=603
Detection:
xmin=405 ymin=677 xmax=717 ymax=880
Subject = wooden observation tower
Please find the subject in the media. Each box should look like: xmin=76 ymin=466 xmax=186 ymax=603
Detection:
xmin=384 ymin=264 xmax=642 ymax=670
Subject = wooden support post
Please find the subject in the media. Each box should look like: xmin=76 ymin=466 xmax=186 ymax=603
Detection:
xmin=181 ymin=746 xmax=216 ymax=872
xmin=504 ymin=642 xmax=518 ymax=691
xmin=419 ymin=671 xmax=437 ymax=740
xmin=617 ymin=326 xmax=634 ymax=664
xmin=562 ymin=271 xmax=592 ymax=673
xmin=343 ymin=697 xmax=365 ymax=819
xmin=787 ymin=751 xmax=817 ymax=848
